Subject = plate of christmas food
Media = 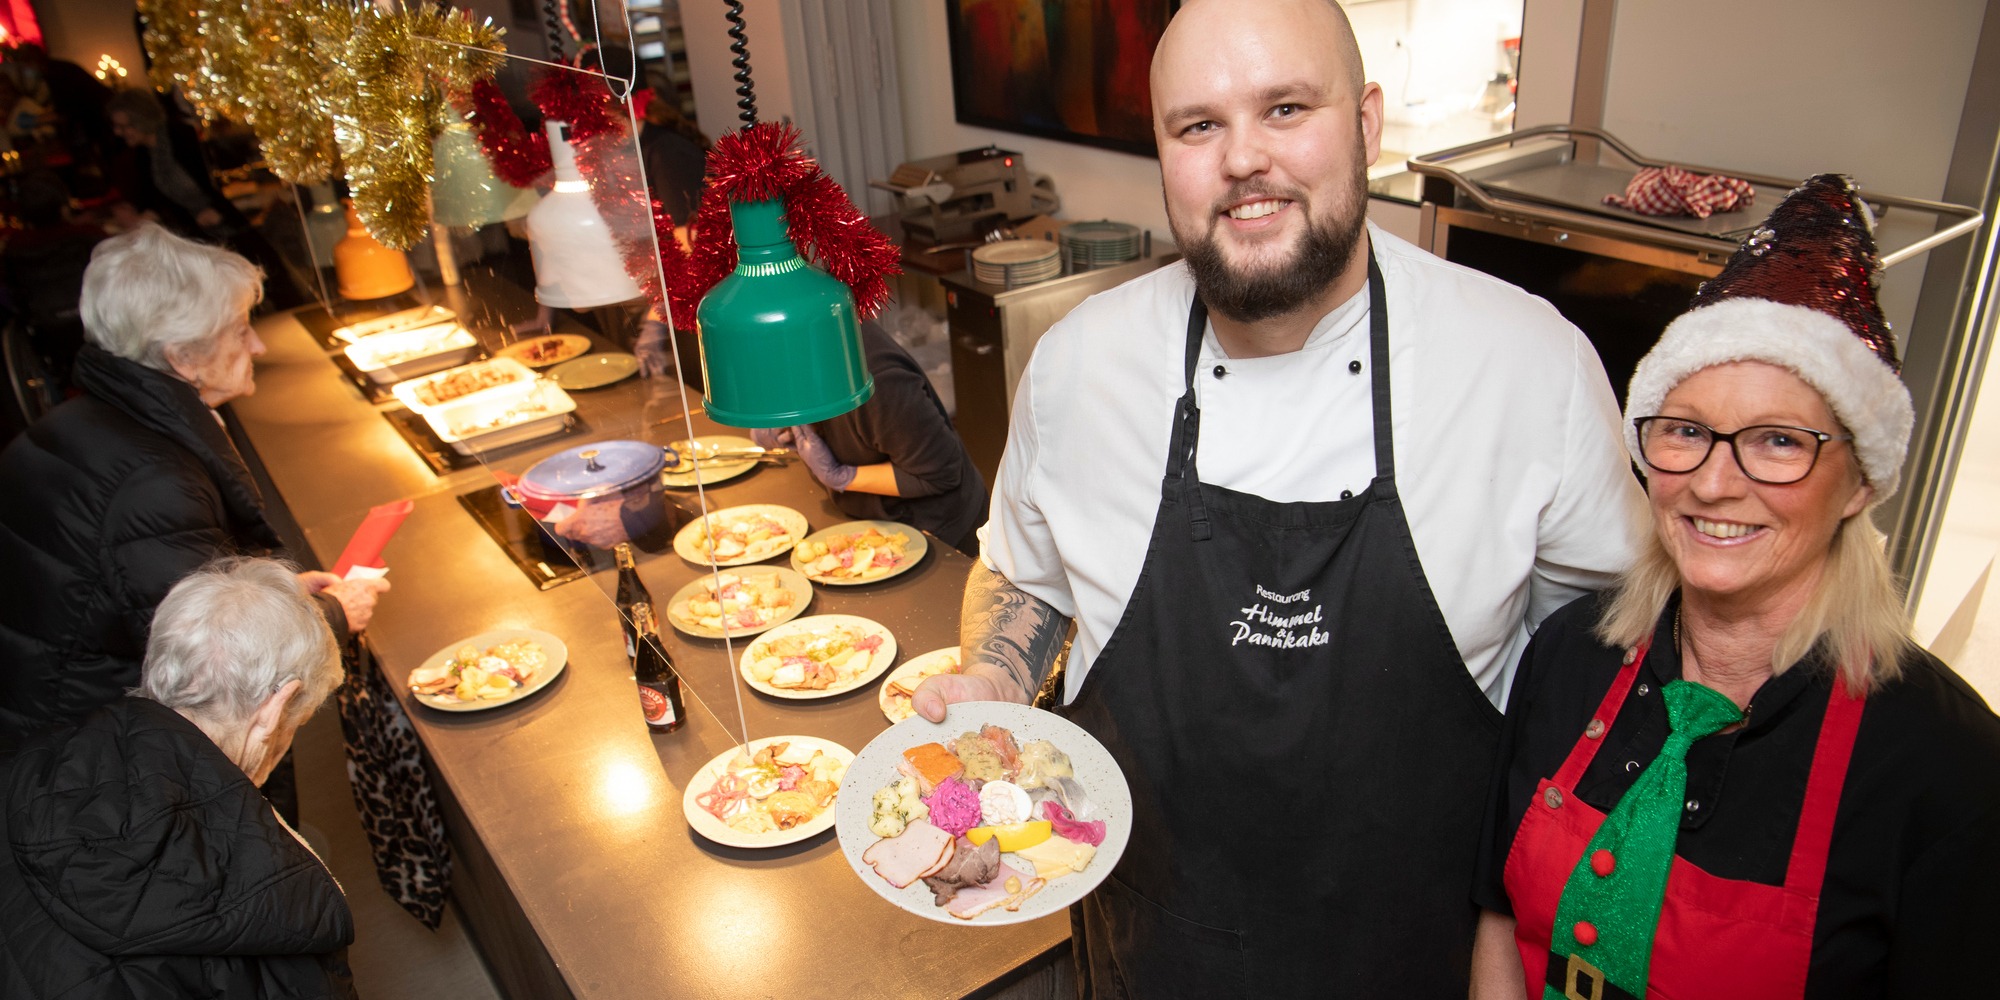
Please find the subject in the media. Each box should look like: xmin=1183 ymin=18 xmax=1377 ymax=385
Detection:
xmin=737 ymin=614 xmax=897 ymax=699
xmin=661 ymin=435 xmax=760 ymax=488
xmin=790 ymin=520 xmax=927 ymax=585
xmin=495 ymin=333 xmax=592 ymax=368
xmin=406 ymin=628 xmax=567 ymax=711
xmin=835 ymin=701 xmax=1130 ymax=924
xmin=879 ymin=646 xmax=963 ymax=722
xmin=683 ymin=735 xmax=853 ymax=848
xmin=665 ymin=566 xmax=814 ymax=639
xmin=673 ymin=504 xmax=809 ymax=567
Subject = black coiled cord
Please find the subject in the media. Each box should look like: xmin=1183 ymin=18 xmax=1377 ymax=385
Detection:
xmin=724 ymin=0 xmax=757 ymax=129
xmin=543 ymin=0 xmax=566 ymax=64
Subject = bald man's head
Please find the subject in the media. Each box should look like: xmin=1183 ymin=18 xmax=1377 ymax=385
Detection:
xmin=1154 ymin=0 xmax=1366 ymax=115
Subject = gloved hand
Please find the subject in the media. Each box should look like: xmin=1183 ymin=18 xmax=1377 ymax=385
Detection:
xmin=789 ymin=423 xmax=856 ymax=492
xmin=635 ymin=318 xmax=672 ymax=379
xmin=749 ymin=426 xmax=795 ymax=450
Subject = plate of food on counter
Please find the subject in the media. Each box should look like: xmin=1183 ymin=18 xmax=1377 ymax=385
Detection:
xmin=683 ymin=735 xmax=854 ymax=848
xmin=665 ymin=566 xmax=814 ymax=639
xmin=673 ymin=503 xmax=808 ymax=567
xmin=661 ymin=435 xmax=760 ymax=488
xmin=836 ymin=702 xmax=1130 ymax=924
xmin=790 ymin=520 xmax=927 ymax=585
xmin=407 ymin=628 xmax=567 ymax=712
xmin=879 ymin=647 xmax=962 ymax=723
xmin=495 ymin=333 xmax=591 ymax=368
xmin=737 ymin=614 xmax=897 ymax=699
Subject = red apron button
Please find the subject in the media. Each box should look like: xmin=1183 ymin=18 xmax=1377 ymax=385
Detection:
xmin=1591 ymin=849 xmax=1615 ymax=876
xmin=1573 ymin=921 xmax=1598 ymax=946
xmin=1584 ymin=719 xmax=1606 ymax=740
xmin=1544 ymin=787 xmax=1563 ymax=809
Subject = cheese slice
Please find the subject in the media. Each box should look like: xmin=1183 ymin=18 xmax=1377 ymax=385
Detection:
xmin=1011 ymin=835 xmax=1096 ymax=879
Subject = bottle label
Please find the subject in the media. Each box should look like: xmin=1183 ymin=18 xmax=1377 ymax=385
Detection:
xmin=638 ymin=682 xmax=678 ymax=727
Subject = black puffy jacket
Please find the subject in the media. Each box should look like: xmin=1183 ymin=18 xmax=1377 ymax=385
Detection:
xmin=0 ymin=697 xmax=357 ymax=998
xmin=0 ymin=345 xmax=347 ymax=753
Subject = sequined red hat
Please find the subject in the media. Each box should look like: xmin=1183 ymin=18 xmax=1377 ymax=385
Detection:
xmin=1624 ymin=174 xmax=1913 ymax=498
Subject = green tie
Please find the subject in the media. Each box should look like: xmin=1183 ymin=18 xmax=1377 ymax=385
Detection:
xmin=1542 ymin=679 xmax=1744 ymax=1000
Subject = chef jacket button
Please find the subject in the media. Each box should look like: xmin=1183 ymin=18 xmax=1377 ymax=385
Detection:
xmin=1591 ymin=849 xmax=1615 ymax=876
xmin=1213 ymin=364 xmax=1228 ymax=379
xmin=1349 ymin=359 xmax=1363 ymax=374
xmin=1636 ymin=683 xmax=1651 ymax=697
xmin=1340 ymin=489 xmax=1353 ymax=500
xmin=1573 ymin=921 xmax=1598 ymax=947
xmin=1685 ymin=798 xmax=1701 ymax=813
xmin=1584 ymin=719 xmax=1606 ymax=740
xmin=1544 ymin=787 xmax=1563 ymax=810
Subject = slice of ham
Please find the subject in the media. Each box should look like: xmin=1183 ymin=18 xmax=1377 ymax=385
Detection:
xmin=862 ymin=820 xmax=954 ymax=889
xmin=946 ymin=860 xmax=1046 ymax=920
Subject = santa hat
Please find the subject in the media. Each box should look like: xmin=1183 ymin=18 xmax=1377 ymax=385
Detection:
xmin=1623 ymin=174 xmax=1913 ymax=499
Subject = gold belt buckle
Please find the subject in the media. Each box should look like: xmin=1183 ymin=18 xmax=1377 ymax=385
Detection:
xmin=1563 ymin=953 xmax=1605 ymax=1000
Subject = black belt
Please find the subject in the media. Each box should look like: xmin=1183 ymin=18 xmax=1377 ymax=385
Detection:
xmin=1546 ymin=951 xmax=1643 ymax=1000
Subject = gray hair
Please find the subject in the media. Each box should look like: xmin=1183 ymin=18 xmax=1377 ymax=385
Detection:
xmin=80 ymin=223 xmax=263 ymax=372
xmin=139 ymin=557 xmax=343 ymax=728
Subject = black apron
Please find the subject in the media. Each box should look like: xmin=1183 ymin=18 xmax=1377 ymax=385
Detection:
xmin=1061 ymin=253 xmax=1502 ymax=997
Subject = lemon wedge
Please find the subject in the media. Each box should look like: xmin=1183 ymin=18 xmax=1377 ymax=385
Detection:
xmin=965 ymin=820 xmax=1053 ymax=853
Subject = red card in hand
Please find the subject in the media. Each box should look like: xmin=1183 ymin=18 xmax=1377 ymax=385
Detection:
xmin=332 ymin=500 xmax=413 ymax=578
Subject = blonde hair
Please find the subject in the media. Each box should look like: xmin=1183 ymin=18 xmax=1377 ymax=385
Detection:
xmin=1595 ymin=512 xmax=1913 ymax=693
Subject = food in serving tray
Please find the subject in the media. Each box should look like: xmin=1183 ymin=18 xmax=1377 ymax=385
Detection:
xmin=694 ymin=740 xmax=847 ymax=834
xmin=746 ymin=623 xmax=884 ymax=690
xmin=796 ymin=525 xmax=911 ymax=581
xmin=863 ymin=725 xmax=1105 ymax=919
xmin=354 ymin=325 xmax=468 ymax=368
xmin=412 ymin=364 xmax=526 ymax=408
xmin=689 ymin=510 xmax=797 ymax=563
xmin=882 ymin=650 xmax=962 ymax=722
xmin=670 ymin=571 xmax=798 ymax=632
xmin=408 ymin=639 xmax=547 ymax=702
xmin=445 ymin=388 xmax=563 ymax=438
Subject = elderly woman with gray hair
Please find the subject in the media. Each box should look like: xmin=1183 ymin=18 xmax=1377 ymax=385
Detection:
xmin=0 ymin=223 xmax=387 ymax=757
xmin=0 ymin=557 xmax=357 ymax=998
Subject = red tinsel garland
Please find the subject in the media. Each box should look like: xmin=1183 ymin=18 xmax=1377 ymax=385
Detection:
xmin=530 ymin=69 xmax=623 ymax=145
xmin=679 ymin=122 xmax=900 ymax=320
xmin=455 ymin=78 xmax=551 ymax=189
xmin=572 ymin=123 xmax=666 ymax=308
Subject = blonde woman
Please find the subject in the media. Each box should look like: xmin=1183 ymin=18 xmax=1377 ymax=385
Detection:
xmin=1470 ymin=176 xmax=2000 ymax=998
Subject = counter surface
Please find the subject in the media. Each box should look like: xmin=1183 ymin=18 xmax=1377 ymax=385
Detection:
xmin=233 ymin=282 xmax=1064 ymax=999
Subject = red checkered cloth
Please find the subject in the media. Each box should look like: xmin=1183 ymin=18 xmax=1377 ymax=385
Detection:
xmin=1604 ymin=166 xmax=1756 ymax=219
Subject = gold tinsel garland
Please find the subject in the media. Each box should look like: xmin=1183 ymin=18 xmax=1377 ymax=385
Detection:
xmin=138 ymin=0 xmax=505 ymax=250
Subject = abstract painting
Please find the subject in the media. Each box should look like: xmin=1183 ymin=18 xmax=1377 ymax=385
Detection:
xmin=947 ymin=0 xmax=1175 ymax=157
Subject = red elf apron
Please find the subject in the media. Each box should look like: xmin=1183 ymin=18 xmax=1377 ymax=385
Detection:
xmin=1502 ymin=639 xmax=1865 ymax=999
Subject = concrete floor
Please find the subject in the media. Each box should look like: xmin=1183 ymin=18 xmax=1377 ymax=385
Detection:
xmin=292 ymin=710 xmax=501 ymax=1000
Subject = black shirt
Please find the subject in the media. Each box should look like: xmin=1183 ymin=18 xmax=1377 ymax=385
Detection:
xmin=1474 ymin=592 xmax=2000 ymax=998
xmin=810 ymin=322 xmax=987 ymax=555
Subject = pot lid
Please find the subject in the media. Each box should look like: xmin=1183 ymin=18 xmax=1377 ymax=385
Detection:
xmin=517 ymin=440 xmax=667 ymax=502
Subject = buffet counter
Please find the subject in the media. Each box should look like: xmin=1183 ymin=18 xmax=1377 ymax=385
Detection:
xmin=231 ymin=279 xmax=1066 ymax=999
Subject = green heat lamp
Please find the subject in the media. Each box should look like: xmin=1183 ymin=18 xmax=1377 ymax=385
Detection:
xmin=696 ymin=198 xmax=873 ymax=428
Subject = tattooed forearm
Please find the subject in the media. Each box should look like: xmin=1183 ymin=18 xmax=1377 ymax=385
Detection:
xmin=960 ymin=562 xmax=1072 ymax=703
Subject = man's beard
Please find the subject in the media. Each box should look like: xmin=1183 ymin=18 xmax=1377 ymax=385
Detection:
xmin=1174 ymin=171 xmax=1367 ymax=324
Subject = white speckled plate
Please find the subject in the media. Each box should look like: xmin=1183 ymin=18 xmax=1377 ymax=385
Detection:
xmin=682 ymin=735 xmax=854 ymax=848
xmin=877 ymin=646 xmax=962 ymax=723
xmin=672 ymin=504 xmax=808 ymax=567
xmin=409 ymin=628 xmax=568 ymax=712
xmin=663 ymin=566 xmax=814 ymax=639
xmin=736 ymin=614 xmax=896 ymax=699
xmin=835 ymin=702 xmax=1132 ymax=925
xmin=789 ymin=520 xmax=928 ymax=585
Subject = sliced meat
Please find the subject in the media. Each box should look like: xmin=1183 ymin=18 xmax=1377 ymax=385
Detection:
xmin=946 ymin=860 xmax=1046 ymax=920
xmin=862 ymin=820 xmax=954 ymax=889
xmin=921 ymin=836 xmax=1001 ymax=906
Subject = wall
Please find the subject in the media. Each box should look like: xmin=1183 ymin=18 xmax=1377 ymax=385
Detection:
xmin=33 ymin=0 xmax=142 ymax=81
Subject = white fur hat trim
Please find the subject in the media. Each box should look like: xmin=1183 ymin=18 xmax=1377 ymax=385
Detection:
xmin=1622 ymin=296 xmax=1913 ymax=499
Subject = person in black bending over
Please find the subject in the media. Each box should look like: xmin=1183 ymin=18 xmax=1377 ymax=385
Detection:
xmin=0 ymin=557 xmax=357 ymax=999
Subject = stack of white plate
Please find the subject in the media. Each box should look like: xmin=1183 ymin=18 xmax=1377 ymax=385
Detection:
xmin=971 ymin=239 xmax=1062 ymax=287
xmin=1060 ymin=220 xmax=1143 ymax=271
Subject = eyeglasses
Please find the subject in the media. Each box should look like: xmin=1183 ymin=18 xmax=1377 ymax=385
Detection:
xmin=1633 ymin=416 xmax=1852 ymax=485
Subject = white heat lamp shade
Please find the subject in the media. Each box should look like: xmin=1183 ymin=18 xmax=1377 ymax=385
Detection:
xmin=431 ymin=107 xmax=515 ymax=228
xmin=525 ymin=120 xmax=643 ymax=309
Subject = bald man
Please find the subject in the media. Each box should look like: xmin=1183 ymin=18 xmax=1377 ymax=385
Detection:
xmin=916 ymin=1 xmax=1646 ymax=992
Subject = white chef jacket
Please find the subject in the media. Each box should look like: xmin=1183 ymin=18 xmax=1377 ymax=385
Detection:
xmin=980 ymin=224 xmax=1648 ymax=707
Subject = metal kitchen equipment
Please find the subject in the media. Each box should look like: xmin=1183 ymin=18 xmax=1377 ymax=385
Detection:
xmin=870 ymin=147 xmax=1060 ymax=246
xmin=1405 ymin=124 xmax=1985 ymax=581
